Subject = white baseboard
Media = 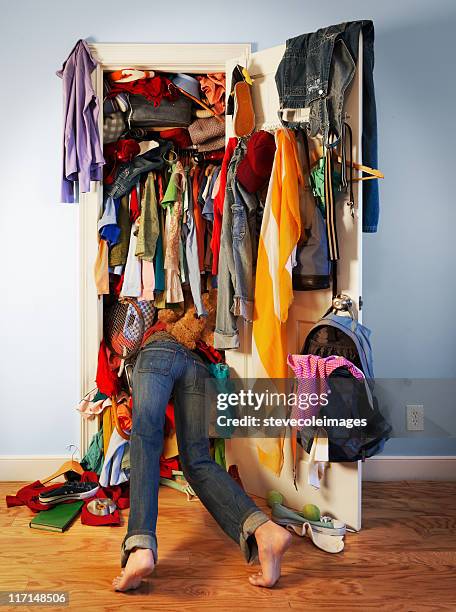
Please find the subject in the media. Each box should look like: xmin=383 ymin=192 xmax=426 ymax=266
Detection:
xmin=0 ymin=456 xmax=77 ymax=482
xmin=362 ymin=456 xmax=456 ymax=481
xmin=1 ymin=455 xmax=455 ymax=483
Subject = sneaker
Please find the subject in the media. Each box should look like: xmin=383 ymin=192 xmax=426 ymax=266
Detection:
xmin=38 ymin=481 xmax=99 ymax=505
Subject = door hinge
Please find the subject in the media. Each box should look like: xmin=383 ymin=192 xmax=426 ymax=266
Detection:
xmin=359 ymin=296 xmax=363 ymax=310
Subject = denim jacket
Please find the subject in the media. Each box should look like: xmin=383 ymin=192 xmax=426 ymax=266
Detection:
xmin=105 ymin=140 xmax=172 ymax=200
xmin=214 ymin=141 xmax=260 ymax=350
xmin=275 ymin=21 xmax=379 ymax=232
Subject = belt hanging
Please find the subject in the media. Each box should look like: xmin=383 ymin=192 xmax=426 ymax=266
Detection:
xmin=342 ymin=122 xmax=355 ymax=217
xmin=331 ymin=260 xmax=338 ymax=299
xmin=324 ymin=134 xmax=340 ymax=260
xmin=325 ymin=135 xmax=339 ymax=299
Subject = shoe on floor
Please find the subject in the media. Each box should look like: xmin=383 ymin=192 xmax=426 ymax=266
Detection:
xmin=38 ymin=481 xmax=99 ymax=505
xmin=271 ymin=502 xmax=346 ymax=536
xmin=286 ymin=521 xmax=345 ymax=554
xmin=271 ymin=503 xmax=346 ymax=554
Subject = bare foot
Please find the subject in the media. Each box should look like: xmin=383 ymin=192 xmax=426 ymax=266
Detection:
xmin=249 ymin=520 xmax=292 ymax=588
xmin=112 ymin=548 xmax=155 ymax=592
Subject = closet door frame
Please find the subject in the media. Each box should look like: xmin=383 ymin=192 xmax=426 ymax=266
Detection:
xmin=79 ymin=43 xmax=251 ymax=455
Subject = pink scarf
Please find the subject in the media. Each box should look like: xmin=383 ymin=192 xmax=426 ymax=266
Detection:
xmin=287 ymin=354 xmax=365 ymax=421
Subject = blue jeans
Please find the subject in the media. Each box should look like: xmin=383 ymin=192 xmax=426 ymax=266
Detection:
xmin=105 ymin=140 xmax=172 ymax=200
xmin=182 ymin=168 xmax=207 ymax=317
xmin=214 ymin=143 xmax=260 ymax=350
xmin=275 ymin=20 xmax=379 ymax=232
xmin=121 ymin=340 xmax=268 ymax=566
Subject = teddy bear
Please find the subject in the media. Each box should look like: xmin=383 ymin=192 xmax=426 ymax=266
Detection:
xmin=157 ymin=288 xmax=218 ymax=350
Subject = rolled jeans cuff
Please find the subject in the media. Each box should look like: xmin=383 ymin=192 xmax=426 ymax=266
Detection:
xmin=240 ymin=509 xmax=269 ymax=564
xmin=214 ymin=329 xmax=239 ymax=350
xmin=232 ymin=296 xmax=253 ymax=322
xmin=121 ymin=532 xmax=158 ymax=567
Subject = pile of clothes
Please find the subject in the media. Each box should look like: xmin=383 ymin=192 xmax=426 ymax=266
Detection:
xmin=76 ymin=339 xmax=183 ymax=487
xmin=6 ymin=471 xmax=130 ymax=527
xmin=76 ymin=326 xmax=228 ymax=489
xmin=92 ymin=66 xmax=230 ymax=311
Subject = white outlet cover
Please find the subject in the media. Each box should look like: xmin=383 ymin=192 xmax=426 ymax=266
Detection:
xmin=406 ymin=404 xmax=425 ymax=431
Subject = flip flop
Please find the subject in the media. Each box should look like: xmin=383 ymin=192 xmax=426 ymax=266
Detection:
xmin=159 ymin=476 xmax=197 ymax=502
xmin=286 ymin=521 xmax=345 ymax=554
xmin=233 ymin=81 xmax=255 ymax=137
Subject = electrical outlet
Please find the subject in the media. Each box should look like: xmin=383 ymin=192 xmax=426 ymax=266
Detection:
xmin=406 ymin=405 xmax=424 ymax=431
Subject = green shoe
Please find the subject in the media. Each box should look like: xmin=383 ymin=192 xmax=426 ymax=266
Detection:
xmin=271 ymin=503 xmax=346 ymax=536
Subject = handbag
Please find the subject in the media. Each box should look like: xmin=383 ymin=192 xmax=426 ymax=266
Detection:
xmin=128 ymin=94 xmax=192 ymax=128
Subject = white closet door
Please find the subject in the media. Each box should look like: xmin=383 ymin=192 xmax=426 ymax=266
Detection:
xmin=224 ymin=40 xmax=364 ymax=531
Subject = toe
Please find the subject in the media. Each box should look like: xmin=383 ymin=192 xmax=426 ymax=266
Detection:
xmin=249 ymin=572 xmax=263 ymax=586
xmin=249 ymin=575 xmax=268 ymax=587
xmin=249 ymin=568 xmax=278 ymax=588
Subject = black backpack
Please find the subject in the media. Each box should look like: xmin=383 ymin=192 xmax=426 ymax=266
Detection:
xmin=300 ymin=303 xmax=391 ymax=462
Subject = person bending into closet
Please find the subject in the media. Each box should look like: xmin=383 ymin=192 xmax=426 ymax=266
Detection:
xmin=112 ymin=330 xmax=291 ymax=591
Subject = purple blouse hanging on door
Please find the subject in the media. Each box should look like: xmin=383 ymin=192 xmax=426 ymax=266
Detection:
xmin=57 ymin=39 xmax=105 ymax=203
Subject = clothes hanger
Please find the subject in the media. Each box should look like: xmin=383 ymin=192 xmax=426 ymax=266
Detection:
xmin=336 ymin=156 xmax=384 ymax=181
xmin=292 ymin=118 xmax=384 ymax=182
xmin=162 ymin=147 xmax=178 ymax=166
xmin=41 ymin=445 xmax=84 ymax=484
xmin=111 ymin=395 xmax=131 ymax=441
xmin=336 ymin=121 xmax=383 ymax=181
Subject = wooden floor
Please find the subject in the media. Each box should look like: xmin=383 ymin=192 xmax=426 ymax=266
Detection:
xmin=1 ymin=481 xmax=456 ymax=611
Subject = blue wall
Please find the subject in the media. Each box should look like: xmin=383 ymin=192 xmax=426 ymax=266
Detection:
xmin=1 ymin=0 xmax=455 ymax=456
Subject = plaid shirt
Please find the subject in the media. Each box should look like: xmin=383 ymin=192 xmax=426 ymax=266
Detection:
xmin=103 ymin=111 xmax=127 ymax=144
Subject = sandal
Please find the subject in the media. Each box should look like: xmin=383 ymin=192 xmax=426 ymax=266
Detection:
xmin=233 ymin=81 xmax=255 ymax=137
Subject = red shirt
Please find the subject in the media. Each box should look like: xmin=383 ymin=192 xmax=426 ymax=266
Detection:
xmin=211 ymin=138 xmax=237 ymax=274
xmin=6 ymin=471 xmax=130 ymax=527
xmin=96 ymin=339 xmax=121 ymax=397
